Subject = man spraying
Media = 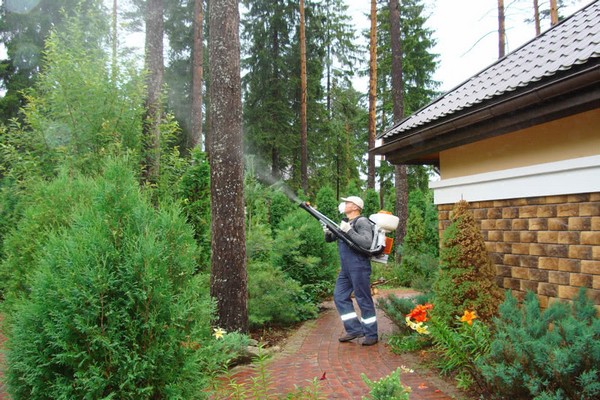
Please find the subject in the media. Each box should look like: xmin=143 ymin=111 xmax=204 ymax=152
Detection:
xmin=324 ymin=196 xmax=378 ymax=346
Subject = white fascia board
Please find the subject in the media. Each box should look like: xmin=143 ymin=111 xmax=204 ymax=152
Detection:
xmin=430 ymin=155 xmax=600 ymax=205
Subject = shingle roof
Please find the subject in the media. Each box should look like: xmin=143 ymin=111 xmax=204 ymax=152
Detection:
xmin=378 ymin=0 xmax=600 ymax=141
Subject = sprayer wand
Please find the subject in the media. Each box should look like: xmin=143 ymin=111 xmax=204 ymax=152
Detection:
xmin=298 ymin=201 xmax=383 ymax=257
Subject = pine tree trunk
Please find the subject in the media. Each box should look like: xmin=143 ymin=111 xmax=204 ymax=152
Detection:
xmin=299 ymin=0 xmax=308 ymax=192
xmin=111 ymin=0 xmax=117 ymax=81
xmin=367 ymin=0 xmax=377 ymax=190
xmin=208 ymin=0 xmax=248 ymax=333
xmin=498 ymin=0 xmax=506 ymax=58
xmin=549 ymin=0 xmax=558 ymax=26
xmin=389 ymin=0 xmax=408 ymax=246
xmin=533 ymin=0 xmax=541 ymax=36
xmin=191 ymin=0 xmax=204 ymax=150
xmin=142 ymin=0 xmax=164 ymax=186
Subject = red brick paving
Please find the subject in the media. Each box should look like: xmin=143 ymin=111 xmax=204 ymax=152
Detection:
xmin=221 ymin=289 xmax=468 ymax=399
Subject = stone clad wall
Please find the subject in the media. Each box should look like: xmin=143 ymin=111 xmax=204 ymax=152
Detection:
xmin=437 ymin=193 xmax=600 ymax=309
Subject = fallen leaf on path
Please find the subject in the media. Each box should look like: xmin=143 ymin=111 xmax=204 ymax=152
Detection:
xmin=417 ymin=383 xmax=428 ymax=389
xmin=319 ymin=372 xmax=327 ymax=380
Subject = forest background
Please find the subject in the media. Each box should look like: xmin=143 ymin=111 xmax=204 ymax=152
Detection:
xmin=0 ymin=1 xmax=589 ymax=397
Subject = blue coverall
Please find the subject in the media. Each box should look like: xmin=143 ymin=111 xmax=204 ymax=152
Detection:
xmin=326 ymin=217 xmax=378 ymax=340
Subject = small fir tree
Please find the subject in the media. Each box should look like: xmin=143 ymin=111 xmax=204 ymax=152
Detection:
xmin=432 ymin=200 xmax=503 ymax=324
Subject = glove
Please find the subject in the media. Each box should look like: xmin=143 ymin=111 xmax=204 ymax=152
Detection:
xmin=340 ymin=220 xmax=351 ymax=233
xmin=322 ymin=225 xmax=331 ymax=235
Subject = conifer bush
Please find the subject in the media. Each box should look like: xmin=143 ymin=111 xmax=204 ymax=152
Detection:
xmin=432 ymin=200 xmax=503 ymax=324
xmin=5 ymin=159 xmax=243 ymax=399
xmin=477 ymin=289 xmax=600 ymax=399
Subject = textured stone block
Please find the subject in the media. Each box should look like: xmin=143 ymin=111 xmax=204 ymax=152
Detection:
xmin=539 ymin=257 xmax=559 ymax=270
xmin=521 ymin=280 xmax=539 ymax=292
xmin=581 ymin=232 xmax=600 ymax=245
xmin=512 ymin=243 xmax=530 ymax=255
xmin=546 ymin=195 xmax=569 ymax=204
xmin=528 ymin=268 xmax=547 ymax=281
xmin=592 ymin=217 xmax=600 ymax=231
xmin=504 ymin=254 xmax=520 ymax=266
xmin=568 ymin=217 xmax=591 ymax=231
xmin=537 ymin=295 xmax=549 ymax=308
xmin=485 ymin=242 xmax=495 ymax=252
xmin=487 ymin=208 xmax=502 ymax=219
xmin=493 ymin=200 xmax=511 ymax=207
xmin=503 ymin=278 xmax=521 ymax=290
xmin=512 ymin=267 xmax=530 ymax=279
xmin=496 ymin=219 xmax=512 ymax=230
xmin=520 ymin=231 xmax=537 ymax=243
xmin=558 ymin=232 xmax=580 ymax=245
xmin=546 ymin=244 xmax=568 ymax=258
xmin=488 ymin=230 xmax=503 ymax=241
xmin=496 ymin=242 xmax=512 ymax=253
xmin=558 ymin=258 xmax=581 ymax=272
xmin=537 ymin=205 xmax=557 ymax=218
xmin=520 ymin=256 xmax=539 ymax=268
xmin=503 ymin=231 xmax=521 ymax=242
xmin=512 ymin=219 xmax=529 ymax=230
xmin=581 ymin=260 xmax=600 ymax=275
xmin=538 ymin=282 xmax=558 ymax=297
xmin=580 ymin=203 xmax=600 ymax=217
xmin=557 ymin=204 xmax=579 ymax=217
xmin=594 ymin=246 xmax=600 ymax=261
xmin=568 ymin=245 xmax=593 ymax=260
xmin=548 ymin=217 xmax=568 ymax=231
xmin=490 ymin=252 xmax=503 ymax=264
xmin=549 ymin=271 xmax=570 ymax=285
xmin=530 ymin=218 xmax=548 ymax=231
xmin=527 ymin=197 xmax=546 ymax=205
xmin=520 ymin=206 xmax=538 ymax=218
xmin=530 ymin=243 xmax=547 ymax=256
xmin=570 ymin=274 xmax=593 ymax=288
xmin=480 ymin=219 xmax=496 ymax=230
xmin=473 ymin=208 xmax=487 ymax=220
xmin=558 ymin=285 xmax=580 ymax=300
xmin=567 ymin=194 xmax=590 ymax=203
xmin=594 ymin=275 xmax=600 ymax=290
xmin=502 ymin=207 xmax=519 ymax=219
xmin=591 ymin=193 xmax=600 ymax=202
xmin=538 ymin=231 xmax=558 ymax=243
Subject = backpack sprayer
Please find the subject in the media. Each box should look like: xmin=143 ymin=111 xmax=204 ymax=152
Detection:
xmin=298 ymin=201 xmax=399 ymax=264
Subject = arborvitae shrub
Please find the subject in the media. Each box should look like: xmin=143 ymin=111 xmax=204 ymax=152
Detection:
xmin=363 ymin=188 xmax=380 ymax=217
xmin=432 ymin=200 xmax=502 ymax=324
xmin=6 ymin=159 xmax=241 ymax=399
xmin=0 ymin=170 xmax=95 ymax=311
xmin=478 ymin=289 xmax=600 ymax=399
xmin=315 ymin=185 xmax=338 ymax=220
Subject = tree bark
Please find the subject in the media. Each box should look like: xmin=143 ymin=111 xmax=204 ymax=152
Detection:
xmin=367 ymin=0 xmax=377 ymax=190
xmin=142 ymin=0 xmax=164 ymax=186
xmin=498 ymin=0 xmax=506 ymax=58
xmin=533 ymin=0 xmax=541 ymax=36
xmin=389 ymin=0 xmax=408 ymax=246
xmin=191 ymin=0 xmax=204 ymax=150
xmin=549 ymin=0 xmax=558 ymax=26
xmin=208 ymin=0 xmax=248 ymax=333
xmin=299 ymin=0 xmax=308 ymax=192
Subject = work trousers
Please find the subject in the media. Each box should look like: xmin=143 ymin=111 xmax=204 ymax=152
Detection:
xmin=333 ymin=241 xmax=378 ymax=339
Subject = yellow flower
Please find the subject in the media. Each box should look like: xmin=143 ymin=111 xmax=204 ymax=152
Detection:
xmin=213 ymin=327 xmax=226 ymax=339
xmin=460 ymin=310 xmax=477 ymax=325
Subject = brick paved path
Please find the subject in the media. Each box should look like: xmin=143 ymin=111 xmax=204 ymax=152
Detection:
xmin=223 ymin=289 xmax=467 ymax=399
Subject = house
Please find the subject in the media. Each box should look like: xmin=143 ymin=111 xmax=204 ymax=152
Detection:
xmin=371 ymin=1 xmax=599 ymax=309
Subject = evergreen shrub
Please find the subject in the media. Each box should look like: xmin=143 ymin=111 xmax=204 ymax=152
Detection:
xmin=432 ymin=200 xmax=502 ymax=324
xmin=5 ymin=159 xmax=242 ymax=399
xmin=315 ymin=185 xmax=338 ymax=220
xmin=478 ymin=289 xmax=600 ymax=399
xmin=272 ymin=209 xmax=338 ymax=303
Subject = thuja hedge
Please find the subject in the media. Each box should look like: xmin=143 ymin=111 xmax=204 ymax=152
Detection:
xmin=5 ymin=159 xmax=244 ymax=399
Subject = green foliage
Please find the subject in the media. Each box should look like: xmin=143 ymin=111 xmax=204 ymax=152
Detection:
xmin=177 ymin=148 xmax=212 ymax=269
xmin=5 ymin=159 xmax=241 ymax=399
xmin=315 ymin=185 xmax=338 ymax=220
xmin=394 ymin=190 xmax=438 ymax=290
xmin=0 ymin=169 xmax=95 ymax=309
xmin=477 ymin=289 xmax=600 ymax=399
xmin=361 ymin=368 xmax=411 ymax=400
xmin=432 ymin=200 xmax=502 ymax=325
xmin=363 ymin=188 xmax=380 ymax=217
xmin=427 ymin=316 xmax=491 ymax=391
xmin=247 ymin=261 xmax=317 ymax=329
xmin=272 ymin=209 xmax=338 ymax=303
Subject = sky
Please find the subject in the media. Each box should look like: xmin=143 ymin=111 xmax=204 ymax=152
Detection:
xmin=347 ymin=0 xmax=593 ymax=93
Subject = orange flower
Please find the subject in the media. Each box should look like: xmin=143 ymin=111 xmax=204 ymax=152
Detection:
xmin=407 ymin=303 xmax=433 ymax=322
xmin=460 ymin=310 xmax=477 ymax=325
